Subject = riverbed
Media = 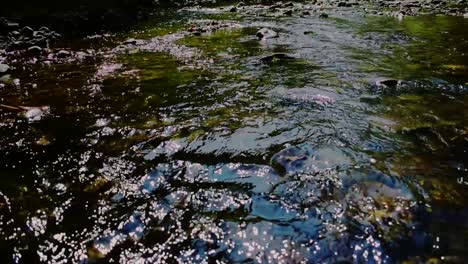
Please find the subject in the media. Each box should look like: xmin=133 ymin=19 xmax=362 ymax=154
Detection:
xmin=0 ymin=3 xmax=467 ymax=263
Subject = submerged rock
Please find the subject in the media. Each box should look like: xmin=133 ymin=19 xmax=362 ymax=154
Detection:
xmin=464 ymin=13 xmax=468 ymax=18
xmin=345 ymin=179 xmax=421 ymax=244
xmin=256 ymin=28 xmax=278 ymax=39
xmin=273 ymin=87 xmax=336 ymax=107
xmin=0 ymin=74 xmax=10 ymax=83
xmin=271 ymin=145 xmax=308 ymax=175
xmin=271 ymin=144 xmax=351 ymax=176
xmin=38 ymin=26 xmax=50 ymax=32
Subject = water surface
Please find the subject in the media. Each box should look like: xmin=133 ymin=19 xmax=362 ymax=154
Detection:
xmin=0 ymin=6 xmax=467 ymax=263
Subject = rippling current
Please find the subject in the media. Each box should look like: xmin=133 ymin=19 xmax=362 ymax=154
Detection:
xmin=0 ymin=4 xmax=468 ymax=264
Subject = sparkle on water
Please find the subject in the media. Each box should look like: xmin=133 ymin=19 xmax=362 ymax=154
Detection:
xmin=0 ymin=5 xmax=468 ymax=264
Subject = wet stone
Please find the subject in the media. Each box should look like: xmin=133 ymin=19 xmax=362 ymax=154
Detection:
xmin=21 ymin=26 xmax=34 ymax=37
xmin=0 ymin=63 xmax=9 ymax=74
xmin=283 ymin=9 xmax=293 ymax=16
xmin=260 ymin=53 xmax=295 ymax=64
xmin=376 ymin=79 xmax=400 ymax=88
xmin=23 ymin=107 xmax=49 ymax=122
xmin=27 ymin=46 xmax=42 ymax=56
xmin=319 ymin=13 xmax=329 ymax=18
xmin=38 ymin=26 xmax=50 ymax=32
xmin=56 ymin=50 xmax=71 ymax=58
xmin=124 ymin=38 xmax=138 ymax=45
xmin=256 ymin=27 xmax=278 ymax=39
xmin=249 ymin=195 xmax=297 ymax=221
xmin=236 ymin=2 xmax=245 ymax=8
xmin=272 ymin=87 xmax=337 ymax=107
xmin=270 ymin=144 xmax=351 ymax=176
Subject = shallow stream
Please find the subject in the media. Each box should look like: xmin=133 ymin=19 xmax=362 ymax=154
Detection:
xmin=0 ymin=5 xmax=467 ymax=263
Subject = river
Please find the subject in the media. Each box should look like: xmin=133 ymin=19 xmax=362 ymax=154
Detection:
xmin=0 ymin=3 xmax=467 ymax=263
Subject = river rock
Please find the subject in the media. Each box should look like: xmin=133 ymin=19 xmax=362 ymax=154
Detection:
xmin=260 ymin=53 xmax=295 ymax=64
xmin=464 ymin=13 xmax=468 ymax=18
xmin=124 ymin=38 xmax=138 ymax=45
xmin=236 ymin=2 xmax=245 ymax=8
xmin=271 ymin=144 xmax=351 ymax=176
xmin=57 ymin=50 xmax=71 ymax=58
xmin=375 ymin=79 xmax=400 ymax=88
xmin=27 ymin=46 xmax=43 ymax=56
xmin=0 ymin=64 xmax=9 ymax=74
xmin=256 ymin=28 xmax=278 ymax=39
xmin=337 ymin=2 xmax=351 ymax=7
xmin=283 ymin=9 xmax=293 ymax=16
xmin=21 ymin=26 xmax=34 ymax=37
xmin=24 ymin=108 xmax=44 ymax=122
xmin=0 ymin=18 xmax=19 ymax=32
xmin=319 ymin=13 xmax=329 ymax=18
xmin=38 ymin=26 xmax=50 ymax=32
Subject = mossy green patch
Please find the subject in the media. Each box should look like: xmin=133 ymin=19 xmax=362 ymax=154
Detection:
xmin=351 ymin=15 xmax=468 ymax=84
xmin=177 ymin=27 xmax=261 ymax=58
xmin=121 ymin=51 xmax=204 ymax=84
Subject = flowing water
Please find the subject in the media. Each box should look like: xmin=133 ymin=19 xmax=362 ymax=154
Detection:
xmin=1 ymin=5 xmax=468 ymax=264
